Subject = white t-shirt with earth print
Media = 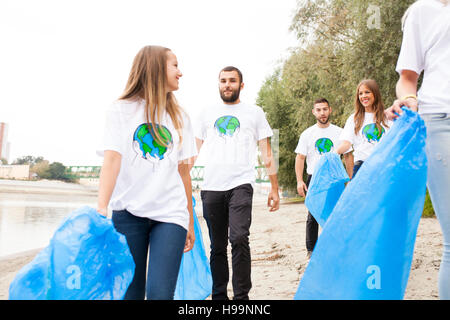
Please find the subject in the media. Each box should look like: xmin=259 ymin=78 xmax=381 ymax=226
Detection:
xmin=97 ymin=99 xmax=197 ymax=231
xmin=295 ymin=123 xmax=347 ymax=175
xmin=340 ymin=112 xmax=392 ymax=163
xmin=195 ymin=102 xmax=273 ymax=191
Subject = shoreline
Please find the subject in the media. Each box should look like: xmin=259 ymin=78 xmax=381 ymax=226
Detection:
xmin=0 ymin=179 xmax=98 ymax=196
xmin=0 ymin=248 xmax=44 ymax=264
xmin=0 ymin=248 xmax=43 ymax=300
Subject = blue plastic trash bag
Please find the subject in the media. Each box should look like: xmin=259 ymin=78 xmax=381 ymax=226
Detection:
xmin=9 ymin=206 xmax=135 ymax=300
xmin=295 ymin=108 xmax=427 ymax=300
xmin=174 ymin=197 xmax=212 ymax=300
xmin=305 ymin=153 xmax=350 ymax=227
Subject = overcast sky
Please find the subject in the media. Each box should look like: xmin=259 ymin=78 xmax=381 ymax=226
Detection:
xmin=0 ymin=0 xmax=299 ymax=166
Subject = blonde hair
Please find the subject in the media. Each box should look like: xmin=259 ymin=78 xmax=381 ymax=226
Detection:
xmin=119 ymin=45 xmax=183 ymax=146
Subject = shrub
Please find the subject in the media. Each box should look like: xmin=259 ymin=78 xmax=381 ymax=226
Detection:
xmin=422 ymin=189 xmax=435 ymax=218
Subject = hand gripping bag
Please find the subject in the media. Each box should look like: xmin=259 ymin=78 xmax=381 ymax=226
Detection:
xmin=305 ymin=153 xmax=350 ymax=227
xmin=9 ymin=206 xmax=135 ymax=300
xmin=295 ymin=108 xmax=427 ymax=300
xmin=174 ymin=197 xmax=212 ymax=300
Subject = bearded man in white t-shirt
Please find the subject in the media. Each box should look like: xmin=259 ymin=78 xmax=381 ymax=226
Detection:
xmin=194 ymin=66 xmax=280 ymax=300
xmin=295 ymin=98 xmax=353 ymax=258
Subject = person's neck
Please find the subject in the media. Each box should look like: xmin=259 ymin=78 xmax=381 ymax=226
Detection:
xmin=364 ymin=105 xmax=375 ymax=113
xmin=223 ymin=98 xmax=241 ymax=106
xmin=316 ymin=121 xmax=330 ymax=129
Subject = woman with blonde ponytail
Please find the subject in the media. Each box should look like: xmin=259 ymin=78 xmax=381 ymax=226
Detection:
xmin=386 ymin=0 xmax=450 ymax=300
xmin=96 ymin=46 xmax=197 ymax=300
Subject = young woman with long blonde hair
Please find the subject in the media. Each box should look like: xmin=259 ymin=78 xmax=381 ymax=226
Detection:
xmin=96 ymin=45 xmax=197 ymax=300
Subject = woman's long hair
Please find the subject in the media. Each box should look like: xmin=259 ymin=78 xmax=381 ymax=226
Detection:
xmin=119 ymin=45 xmax=183 ymax=146
xmin=353 ymin=79 xmax=389 ymax=135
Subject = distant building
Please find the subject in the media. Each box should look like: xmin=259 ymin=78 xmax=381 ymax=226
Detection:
xmin=0 ymin=164 xmax=30 ymax=180
xmin=0 ymin=122 xmax=10 ymax=163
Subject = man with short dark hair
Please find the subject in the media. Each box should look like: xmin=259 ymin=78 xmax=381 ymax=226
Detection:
xmin=295 ymin=98 xmax=353 ymax=258
xmin=194 ymin=66 xmax=280 ymax=300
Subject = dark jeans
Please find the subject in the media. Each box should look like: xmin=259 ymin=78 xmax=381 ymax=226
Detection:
xmin=353 ymin=160 xmax=364 ymax=178
xmin=112 ymin=210 xmax=187 ymax=300
xmin=201 ymin=184 xmax=253 ymax=300
xmin=305 ymin=174 xmax=319 ymax=252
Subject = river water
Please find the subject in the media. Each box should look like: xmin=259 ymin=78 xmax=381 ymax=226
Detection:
xmin=0 ymin=191 xmax=97 ymax=257
xmin=0 ymin=179 xmax=270 ymax=258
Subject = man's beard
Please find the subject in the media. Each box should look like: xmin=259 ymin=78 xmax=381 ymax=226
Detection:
xmin=220 ymin=88 xmax=241 ymax=103
xmin=317 ymin=116 xmax=329 ymax=125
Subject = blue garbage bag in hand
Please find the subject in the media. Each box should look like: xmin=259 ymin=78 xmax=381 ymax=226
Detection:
xmin=295 ymin=108 xmax=427 ymax=300
xmin=174 ymin=197 xmax=212 ymax=300
xmin=305 ymin=153 xmax=350 ymax=227
xmin=9 ymin=206 xmax=135 ymax=300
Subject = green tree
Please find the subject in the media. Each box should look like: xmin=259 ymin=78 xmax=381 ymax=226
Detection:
xmin=48 ymin=162 xmax=66 ymax=180
xmin=257 ymin=0 xmax=433 ymax=216
xmin=257 ymin=0 xmax=416 ymax=192
xmin=28 ymin=159 xmax=77 ymax=183
xmin=13 ymin=155 xmax=45 ymax=166
xmin=30 ymin=160 xmax=51 ymax=179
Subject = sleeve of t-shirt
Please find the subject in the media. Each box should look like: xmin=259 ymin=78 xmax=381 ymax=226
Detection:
xmin=96 ymin=103 xmax=125 ymax=157
xmin=336 ymin=127 xmax=353 ymax=153
xmin=339 ymin=115 xmax=356 ymax=144
xmin=193 ymin=109 xmax=207 ymax=140
xmin=178 ymin=113 xmax=198 ymax=162
xmin=385 ymin=119 xmax=395 ymax=132
xmin=255 ymin=107 xmax=273 ymax=141
xmin=294 ymin=132 xmax=308 ymax=155
xmin=396 ymin=4 xmax=424 ymax=75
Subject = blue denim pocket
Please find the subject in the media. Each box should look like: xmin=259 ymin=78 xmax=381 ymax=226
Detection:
xmin=422 ymin=113 xmax=449 ymax=121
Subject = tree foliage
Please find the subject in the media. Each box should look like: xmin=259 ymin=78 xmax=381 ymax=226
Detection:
xmin=13 ymin=155 xmax=45 ymax=166
xmin=14 ymin=155 xmax=76 ymax=182
xmin=257 ymin=0 xmax=415 ymax=192
xmin=31 ymin=160 xmax=51 ymax=179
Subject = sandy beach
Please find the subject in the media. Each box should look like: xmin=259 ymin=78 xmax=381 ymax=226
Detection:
xmin=0 ymin=182 xmax=443 ymax=300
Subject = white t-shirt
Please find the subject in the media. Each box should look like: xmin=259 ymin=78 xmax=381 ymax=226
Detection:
xmin=295 ymin=124 xmax=347 ymax=175
xmin=195 ymin=102 xmax=273 ymax=191
xmin=97 ymin=99 xmax=197 ymax=230
xmin=340 ymin=112 xmax=392 ymax=162
xmin=396 ymin=0 xmax=450 ymax=114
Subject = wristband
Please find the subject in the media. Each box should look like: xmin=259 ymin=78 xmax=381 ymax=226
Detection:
xmin=401 ymin=94 xmax=417 ymax=101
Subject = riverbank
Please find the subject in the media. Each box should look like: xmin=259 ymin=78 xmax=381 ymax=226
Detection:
xmin=0 ymin=248 xmax=43 ymax=299
xmin=0 ymin=194 xmax=442 ymax=300
xmin=0 ymin=179 xmax=98 ymax=196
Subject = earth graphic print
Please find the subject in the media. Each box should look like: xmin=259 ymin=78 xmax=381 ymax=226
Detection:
xmin=362 ymin=123 xmax=385 ymax=143
xmin=133 ymin=123 xmax=173 ymax=162
xmin=315 ymin=138 xmax=334 ymax=155
xmin=214 ymin=116 xmax=240 ymax=138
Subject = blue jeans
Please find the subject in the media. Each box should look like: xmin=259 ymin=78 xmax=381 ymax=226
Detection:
xmin=112 ymin=210 xmax=187 ymax=300
xmin=352 ymin=160 xmax=364 ymax=178
xmin=422 ymin=113 xmax=450 ymax=300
